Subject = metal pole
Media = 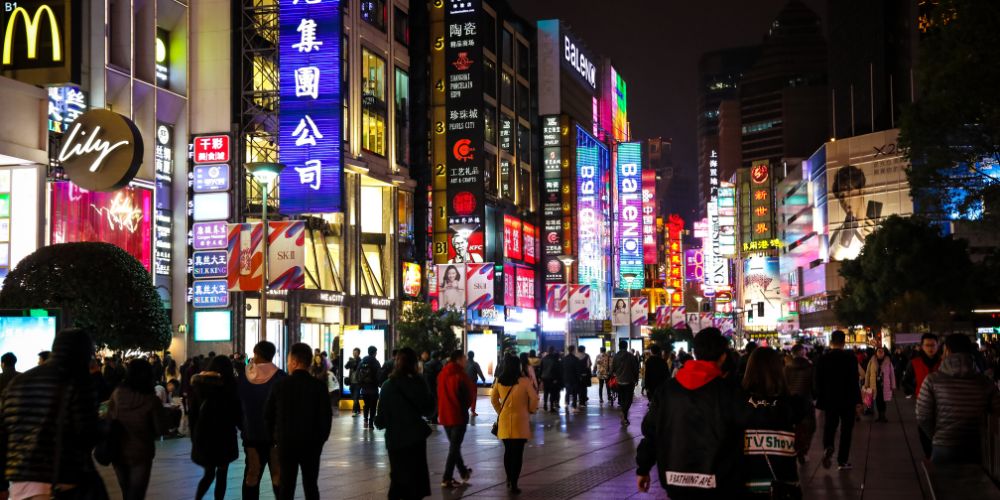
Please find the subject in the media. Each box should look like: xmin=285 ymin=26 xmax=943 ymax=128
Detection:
xmin=261 ymin=181 xmax=269 ymax=342
xmin=564 ymin=269 xmax=571 ymax=345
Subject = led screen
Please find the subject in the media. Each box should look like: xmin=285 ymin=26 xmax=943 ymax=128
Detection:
xmin=193 ymin=310 xmax=232 ymax=342
xmin=341 ymin=328 xmax=386 ymax=395
xmin=576 ymin=127 xmax=609 ymax=316
xmin=578 ymin=337 xmax=603 ymax=361
xmin=0 ymin=316 xmax=57 ymax=367
xmin=466 ymin=333 xmax=498 ymax=385
xmin=50 ymin=182 xmax=153 ymax=271
xmin=616 ymin=142 xmax=643 ymax=288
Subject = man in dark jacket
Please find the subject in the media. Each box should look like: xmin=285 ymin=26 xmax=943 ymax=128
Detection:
xmin=917 ymin=333 xmax=1000 ymax=465
xmin=423 ymin=351 xmax=444 ymax=424
xmin=903 ymin=332 xmax=942 ymax=458
xmin=815 ymin=330 xmax=863 ymax=470
xmin=465 ymin=351 xmax=486 ymax=416
xmin=345 ymin=347 xmax=363 ymax=417
xmin=265 ymin=343 xmax=332 ymax=500
xmin=784 ymin=343 xmax=815 ymax=462
xmin=540 ymin=347 xmax=562 ymax=413
xmin=643 ymin=344 xmax=669 ymax=402
xmin=238 ymin=341 xmax=287 ymax=500
xmin=562 ymin=346 xmax=582 ymax=412
xmin=0 ymin=353 xmax=19 ymax=395
xmin=612 ymin=339 xmax=641 ymax=425
xmin=637 ymin=328 xmax=746 ymax=499
xmin=358 ymin=346 xmax=383 ymax=429
xmin=736 ymin=341 xmax=757 ymax=381
xmin=0 ymin=328 xmax=100 ymax=498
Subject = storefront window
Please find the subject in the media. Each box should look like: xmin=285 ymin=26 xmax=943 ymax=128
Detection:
xmin=484 ymin=151 xmax=497 ymax=196
xmin=499 ymin=114 xmax=513 ymax=153
xmin=517 ymin=124 xmax=529 ymax=162
xmin=360 ymin=0 xmax=386 ymax=31
xmin=394 ymin=68 xmax=410 ymax=167
xmin=304 ymin=215 xmax=345 ymax=292
xmin=517 ymin=82 xmax=529 ymax=118
xmin=361 ymin=48 xmax=387 ymax=157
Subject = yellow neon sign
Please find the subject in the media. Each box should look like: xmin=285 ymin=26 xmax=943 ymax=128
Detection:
xmin=2 ymin=5 xmax=62 ymax=65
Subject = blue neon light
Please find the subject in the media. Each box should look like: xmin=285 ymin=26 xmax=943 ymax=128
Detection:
xmin=616 ymin=142 xmax=644 ymax=289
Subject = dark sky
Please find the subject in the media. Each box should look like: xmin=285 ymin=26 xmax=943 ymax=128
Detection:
xmin=508 ymin=0 xmax=825 ymax=173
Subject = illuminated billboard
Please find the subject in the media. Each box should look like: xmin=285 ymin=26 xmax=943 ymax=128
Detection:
xmin=743 ymin=256 xmax=781 ymax=330
xmin=641 ymin=169 xmax=657 ymax=265
xmin=576 ymin=127 xmax=609 ymax=316
xmin=278 ymin=0 xmax=343 ymax=213
xmin=666 ymin=215 xmax=684 ymax=306
xmin=616 ymin=142 xmax=643 ymax=289
xmin=611 ymin=67 xmax=628 ymax=142
xmin=50 ymin=183 xmax=153 ymax=271
xmin=718 ymin=181 xmax=736 ymax=256
xmin=748 ymin=160 xmax=774 ymax=242
xmin=541 ymin=115 xmax=564 ymax=282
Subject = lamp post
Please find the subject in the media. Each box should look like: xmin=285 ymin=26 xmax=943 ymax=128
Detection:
xmin=558 ymin=255 xmax=575 ymax=343
xmin=664 ymin=286 xmax=676 ymax=327
xmin=694 ymin=296 xmax=704 ymax=331
xmin=246 ymin=162 xmax=285 ymax=342
xmin=734 ymin=307 xmax=744 ymax=347
xmin=623 ymin=273 xmax=637 ymax=339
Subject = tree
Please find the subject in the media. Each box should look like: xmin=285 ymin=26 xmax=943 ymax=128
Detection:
xmin=0 ymin=242 xmax=171 ymax=353
xmin=899 ymin=0 xmax=1000 ymax=222
xmin=835 ymin=216 xmax=975 ymax=332
xmin=395 ymin=302 xmax=463 ymax=355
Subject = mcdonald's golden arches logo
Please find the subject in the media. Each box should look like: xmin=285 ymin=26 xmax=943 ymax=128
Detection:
xmin=2 ymin=3 xmax=62 ymax=66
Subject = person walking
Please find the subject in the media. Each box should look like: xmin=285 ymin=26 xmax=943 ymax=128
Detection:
xmin=0 ymin=328 xmax=104 ymax=500
xmin=917 ymin=333 xmax=1000 ymax=465
xmin=612 ymin=339 xmax=641 ymax=425
xmin=0 ymin=353 xmax=19 ymax=395
xmin=784 ymin=344 xmax=816 ymax=463
xmin=189 ymin=355 xmax=242 ymax=500
xmin=814 ymin=330 xmax=863 ymax=470
xmin=108 ymin=358 xmax=167 ymax=500
xmin=903 ymin=333 xmax=942 ymax=457
xmin=492 ymin=354 xmax=539 ymax=494
xmin=643 ymin=344 xmax=670 ymax=402
xmin=423 ymin=351 xmax=444 ymax=424
xmin=265 ymin=343 xmax=333 ymax=500
xmin=740 ymin=348 xmax=807 ymax=497
xmin=594 ymin=347 xmax=613 ymax=404
xmin=864 ymin=346 xmax=896 ymax=422
xmin=576 ymin=346 xmax=592 ymax=406
xmin=359 ymin=346 xmax=383 ymax=429
xmin=562 ymin=345 xmax=582 ymax=412
xmin=237 ymin=341 xmax=287 ymax=499
xmin=465 ymin=351 xmax=486 ymax=417
xmin=438 ymin=350 xmax=475 ymax=488
xmin=636 ymin=328 xmax=746 ymax=499
xmin=375 ymin=347 xmax=434 ymax=500
xmin=540 ymin=347 xmax=563 ymax=413
xmin=345 ymin=347 xmax=363 ymax=417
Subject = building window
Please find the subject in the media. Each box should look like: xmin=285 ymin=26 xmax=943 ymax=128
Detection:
xmin=393 ymin=7 xmax=409 ymax=46
xmin=516 ymin=82 xmax=529 ymax=118
xmin=500 ymin=71 xmax=513 ymax=110
xmin=362 ymin=48 xmax=387 ymax=156
xmin=483 ymin=59 xmax=497 ymax=98
xmin=517 ymin=41 xmax=529 ymax=78
xmin=517 ymin=124 xmax=529 ymax=162
xmin=484 ymin=106 xmax=497 ymax=145
xmin=741 ymin=119 xmax=783 ymax=136
xmin=397 ymin=190 xmax=413 ymax=243
xmin=360 ymin=0 xmax=387 ymax=31
xmin=484 ymin=151 xmax=497 ymax=196
xmin=501 ymin=29 xmax=513 ymax=67
xmin=394 ymin=68 xmax=410 ymax=166
xmin=499 ymin=114 xmax=513 ymax=154
xmin=343 ymin=35 xmax=350 ymax=144
xmin=483 ymin=14 xmax=496 ymax=53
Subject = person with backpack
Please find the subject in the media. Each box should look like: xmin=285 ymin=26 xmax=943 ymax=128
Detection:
xmin=359 ymin=346 xmax=382 ymax=430
xmin=345 ymin=347 xmax=363 ymax=417
xmin=541 ymin=347 xmax=563 ymax=413
xmin=237 ymin=341 xmax=286 ymax=500
xmin=379 ymin=349 xmax=399 ymax=386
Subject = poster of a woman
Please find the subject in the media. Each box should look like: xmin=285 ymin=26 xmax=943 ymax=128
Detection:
xmin=438 ymin=264 xmax=466 ymax=311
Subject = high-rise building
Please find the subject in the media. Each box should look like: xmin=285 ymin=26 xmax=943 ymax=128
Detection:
xmin=827 ymin=0 xmax=919 ymax=139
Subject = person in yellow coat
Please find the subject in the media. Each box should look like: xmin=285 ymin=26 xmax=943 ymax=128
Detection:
xmin=491 ymin=354 xmax=539 ymax=494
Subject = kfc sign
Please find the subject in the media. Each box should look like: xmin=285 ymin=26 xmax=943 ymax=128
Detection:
xmin=194 ymin=135 xmax=230 ymax=164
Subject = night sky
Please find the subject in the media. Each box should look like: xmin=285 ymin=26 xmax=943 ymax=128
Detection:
xmin=509 ymin=0 xmax=826 ymax=175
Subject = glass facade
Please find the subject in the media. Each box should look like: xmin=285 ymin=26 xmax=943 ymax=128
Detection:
xmin=361 ymin=47 xmax=387 ymax=156
xmin=394 ymin=68 xmax=410 ymax=166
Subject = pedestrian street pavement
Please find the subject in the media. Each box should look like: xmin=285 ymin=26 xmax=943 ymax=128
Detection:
xmin=128 ymin=387 xmax=934 ymax=499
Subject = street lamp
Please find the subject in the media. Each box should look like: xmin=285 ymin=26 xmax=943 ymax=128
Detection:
xmin=694 ymin=296 xmax=704 ymax=331
xmin=558 ymin=255 xmax=575 ymax=342
xmin=246 ymin=162 xmax=286 ymax=342
xmin=623 ymin=273 xmax=637 ymax=339
xmin=664 ymin=285 xmax=676 ymax=327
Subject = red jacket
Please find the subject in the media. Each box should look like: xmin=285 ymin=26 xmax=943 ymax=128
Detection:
xmin=910 ymin=354 xmax=941 ymax=399
xmin=437 ymin=361 xmax=474 ymax=426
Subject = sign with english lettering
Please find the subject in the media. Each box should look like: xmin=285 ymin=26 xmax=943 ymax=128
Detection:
xmin=58 ymin=109 xmax=143 ymax=192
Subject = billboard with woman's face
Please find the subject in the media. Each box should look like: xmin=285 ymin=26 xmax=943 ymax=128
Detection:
xmin=436 ymin=264 xmax=466 ymax=311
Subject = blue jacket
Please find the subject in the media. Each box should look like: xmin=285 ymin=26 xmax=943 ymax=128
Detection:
xmin=237 ymin=362 xmax=286 ymax=446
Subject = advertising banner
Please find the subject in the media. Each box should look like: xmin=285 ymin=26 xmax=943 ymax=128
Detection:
xmin=503 ymin=215 xmax=522 ymax=260
xmin=672 ymin=306 xmax=687 ymax=329
xmin=654 ymin=305 xmax=668 ymax=326
xmin=616 ymin=142 xmax=644 ymax=288
xmin=226 ymin=223 xmax=264 ymax=292
xmin=685 ymin=249 xmax=704 ymax=282
xmin=631 ymin=297 xmax=649 ymax=326
xmin=515 ymin=266 xmax=535 ymax=309
xmin=523 ymin=222 xmax=537 ymax=265
xmin=436 ymin=263 xmax=466 ymax=311
xmin=267 ymin=221 xmax=306 ymax=290
xmin=545 ymin=284 xmax=568 ymax=317
xmin=447 ymin=222 xmax=485 ymax=263
xmin=611 ymin=297 xmax=630 ymax=326
xmin=465 ymin=333 xmax=497 ymax=385
xmin=402 ymin=262 xmax=422 ymax=297
xmin=642 ymin=169 xmax=657 ymax=264
xmin=743 ymin=256 xmax=781 ymax=330
xmin=503 ymin=262 xmax=515 ymax=306
xmin=542 ymin=116 xmax=564 ymax=283
xmin=576 ymin=127 xmax=610 ymax=315
xmin=50 ymin=183 xmax=153 ymax=271
xmin=279 ymin=0 xmax=343 ymax=213
xmin=568 ymin=284 xmax=590 ymax=320
xmin=749 ymin=160 xmax=774 ymax=242
xmin=465 ymin=262 xmax=495 ymax=311
xmin=192 ymin=164 xmax=230 ymax=193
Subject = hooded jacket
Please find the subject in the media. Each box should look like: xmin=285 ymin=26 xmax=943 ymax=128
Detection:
xmin=637 ymin=360 xmax=749 ymax=497
xmin=916 ymin=353 xmax=1000 ymax=449
xmin=437 ymin=361 xmax=473 ymax=427
xmin=108 ymin=385 xmax=166 ymax=464
xmin=374 ymin=374 xmax=434 ymax=451
xmin=237 ymin=362 xmax=286 ymax=446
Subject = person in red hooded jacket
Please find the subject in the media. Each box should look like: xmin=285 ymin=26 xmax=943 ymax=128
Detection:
xmin=437 ymin=350 xmax=476 ymax=488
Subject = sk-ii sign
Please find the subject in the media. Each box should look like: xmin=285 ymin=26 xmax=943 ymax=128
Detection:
xmin=278 ymin=0 xmax=342 ymax=214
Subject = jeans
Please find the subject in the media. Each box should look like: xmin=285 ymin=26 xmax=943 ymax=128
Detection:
xmin=242 ymin=444 xmax=280 ymax=499
xmin=932 ymin=444 xmax=981 ymax=466
xmin=113 ymin=460 xmax=152 ymax=500
xmin=502 ymin=439 xmax=527 ymax=486
xmin=443 ymin=425 xmax=469 ymax=481
xmin=617 ymin=384 xmax=635 ymax=419
xmin=822 ymin=407 xmax=856 ymax=465
xmin=278 ymin=447 xmax=321 ymax=500
xmin=351 ymin=383 xmax=361 ymax=413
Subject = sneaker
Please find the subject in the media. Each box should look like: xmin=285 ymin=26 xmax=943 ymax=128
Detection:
xmin=441 ymin=479 xmax=461 ymax=488
xmin=460 ymin=468 xmax=473 ymax=483
xmin=838 ymin=463 xmax=853 ymax=470
xmin=822 ymin=448 xmax=834 ymax=469
xmin=352 ymin=412 xmax=361 ymax=418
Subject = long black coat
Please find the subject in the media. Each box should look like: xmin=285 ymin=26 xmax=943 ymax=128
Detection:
xmin=265 ymin=370 xmax=333 ymax=453
xmin=189 ymin=373 xmax=241 ymax=466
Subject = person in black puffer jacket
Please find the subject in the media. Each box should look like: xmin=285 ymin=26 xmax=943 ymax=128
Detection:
xmin=917 ymin=333 xmax=1000 ymax=465
xmin=637 ymin=328 xmax=750 ymax=499
xmin=740 ymin=348 xmax=808 ymax=497
xmin=0 ymin=328 xmax=102 ymax=499
xmin=190 ymin=355 xmax=242 ymax=500
xmin=784 ymin=344 xmax=815 ymax=462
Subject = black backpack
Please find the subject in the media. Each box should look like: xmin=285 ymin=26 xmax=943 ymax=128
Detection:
xmin=359 ymin=358 xmax=378 ymax=385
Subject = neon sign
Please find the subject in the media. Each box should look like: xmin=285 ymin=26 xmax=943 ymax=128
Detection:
xmin=2 ymin=4 xmax=61 ymax=65
xmin=616 ymin=142 xmax=643 ymax=289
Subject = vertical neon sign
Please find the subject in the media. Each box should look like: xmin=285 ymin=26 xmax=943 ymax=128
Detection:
xmin=615 ymin=142 xmax=643 ymax=288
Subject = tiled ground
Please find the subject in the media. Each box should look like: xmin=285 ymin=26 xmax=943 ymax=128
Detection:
xmin=121 ymin=388 xmax=940 ymax=499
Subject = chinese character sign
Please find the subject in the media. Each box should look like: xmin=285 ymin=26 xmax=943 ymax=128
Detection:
xmin=616 ymin=142 xmax=644 ymax=288
xmin=279 ymin=0 xmax=342 ymax=213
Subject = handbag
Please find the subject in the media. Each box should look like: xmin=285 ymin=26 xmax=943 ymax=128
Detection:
xmin=608 ymin=375 xmax=619 ymax=390
xmin=862 ymin=387 xmax=874 ymax=409
xmin=763 ymin=453 xmax=802 ymax=500
xmin=491 ymin=385 xmax=513 ymax=437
